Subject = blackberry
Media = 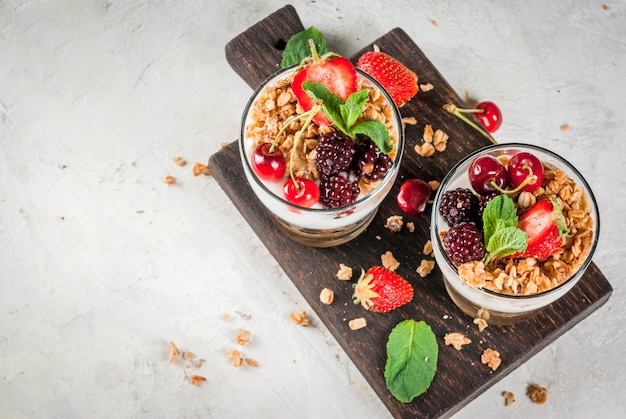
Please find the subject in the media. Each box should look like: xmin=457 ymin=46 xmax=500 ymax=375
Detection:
xmin=354 ymin=139 xmax=392 ymax=181
xmin=478 ymin=191 xmax=501 ymax=217
xmin=443 ymin=222 xmax=486 ymax=265
xmin=314 ymin=132 xmax=355 ymax=176
xmin=438 ymin=188 xmax=479 ymax=227
xmin=319 ymin=171 xmax=360 ymax=208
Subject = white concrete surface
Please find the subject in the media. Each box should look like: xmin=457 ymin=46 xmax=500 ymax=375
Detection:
xmin=1 ymin=1 xmax=624 ymax=418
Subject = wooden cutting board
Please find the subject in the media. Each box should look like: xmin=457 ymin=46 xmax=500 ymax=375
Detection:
xmin=212 ymin=5 xmax=613 ymax=418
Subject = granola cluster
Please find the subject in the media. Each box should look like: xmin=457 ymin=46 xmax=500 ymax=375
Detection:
xmin=245 ymin=72 xmax=398 ymax=186
xmin=458 ymin=162 xmax=595 ymax=296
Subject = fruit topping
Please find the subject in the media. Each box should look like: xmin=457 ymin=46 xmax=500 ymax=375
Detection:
xmin=442 ymin=100 xmax=502 ymax=139
xmin=442 ymin=222 xmax=486 ymax=265
xmin=282 ymin=177 xmax=320 ymax=207
xmin=396 ymin=179 xmax=432 ymax=216
xmin=352 ymin=266 xmax=413 ymax=313
xmin=291 ymin=40 xmax=357 ymax=126
xmin=507 ymin=151 xmax=545 ymax=193
xmin=319 ymin=171 xmax=360 ymax=208
xmin=251 ymin=143 xmax=286 ymax=181
xmin=314 ymin=132 xmax=356 ymax=176
xmin=354 ymin=139 xmax=393 ymax=181
xmin=510 ymin=196 xmax=568 ymax=259
xmin=468 ymin=155 xmax=509 ymax=195
xmin=438 ymin=188 xmax=479 ymax=227
xmin=356 ymin=47 xmax=418 ymax=107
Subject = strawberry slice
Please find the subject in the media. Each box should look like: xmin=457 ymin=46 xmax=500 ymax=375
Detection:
xmin=356 ymin=50 xmax=418 ymax=107
xmin=512 ymin=197 xmax=568 ymax=259
xmin=292 ymin=56 xmax=358 ymax=126
xmin=352 ymin=266 xmax=413 ymax=313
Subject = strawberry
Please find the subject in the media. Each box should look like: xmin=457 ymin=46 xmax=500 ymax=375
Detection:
xmin=292 ymin=55 xmax=358 ymax=126
xmin=352 ymin=266 xmax=413 ymax=313
xmin=356 ymin=50 xmax=418 ymax=107
xmin=511 ymin=196 xmax=569 ymax=259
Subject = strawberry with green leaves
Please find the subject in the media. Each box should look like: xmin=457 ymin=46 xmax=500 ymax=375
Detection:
xmin=353 ymin=266 xmax=413 ymax=313
xmin=356 ymin=48 xmax=418 ymax=107
xmin=512 ymin=196 xmax=569 ymax=259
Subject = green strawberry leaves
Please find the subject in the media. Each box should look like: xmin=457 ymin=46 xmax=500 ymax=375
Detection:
xmin=482 ymin=194 xmax=527 ymax=264
xmin=385 ymin=319 xmax=438 ymax=403
xmin=302 ymin=81 xmax=393 ymax=154
xmin=281 ymin=27 xmax=329 ymax=68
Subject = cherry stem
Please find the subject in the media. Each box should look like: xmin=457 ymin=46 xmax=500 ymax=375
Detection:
xmin=443 ymin=103 xmax=495 ymax=143
xmin=488 ymin=164 xmax=537 ymax=195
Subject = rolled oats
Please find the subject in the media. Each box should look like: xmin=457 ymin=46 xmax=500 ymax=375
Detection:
xmin=348 ymin=317 xmax=367 ymax=330
xmin=172 ymin=156 xmax=187 ymax=167
xmin=245 ymin=358 xmax=259 ymax=368
xmin=319 ymin=288 xmax=334 ymax=305
xmin=481 ymin=348 xmax=501 ymax=371
xmin=190 ymin=375 xmax=206 ymax=386
xmin=444 ymin=332 xmax=471 ymax=350
xmin=225 ymin=349 xmax=244 ymax=367
xmin=423 ymin=240 xmax=433 ymax=256
xmin=381 ymin=251 xmax=400 ymax=271
xmin=168 ymin=341 xmax=181 ymax=363
xmin=236 ymin=329 xmax=251 ymax=346
xmin=502 ymin=391 xmax=516 ymax=406
xmin=406 ymin=222 xmax=415 ymax=233
xmin=164 ymin=175 xmax=176 ymax=184
xmin=417 ymin=259 xmax=435 ymax=277
xmin=289 ymin=310 xmax=310 ymax=326
xmin=336 ymin=263 xmax=353 ymax=281
xmin=192 ymin=162 xmax=211 ymax=176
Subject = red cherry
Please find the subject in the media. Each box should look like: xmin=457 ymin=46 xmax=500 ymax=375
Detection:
xmin=468 ymin=155 xmax=509 ymax=195
xmin=251 ymin=143 xmax=286 ymax=182
xmin=474 ymin=101 xmax=502 ymax=133
xmin=508 ymin=152 xmax=545 ymax=193
xmin=283 ymin=177 xmax=320 ymax=207
xmin=397 ymin=179 xmax=432 ymax=216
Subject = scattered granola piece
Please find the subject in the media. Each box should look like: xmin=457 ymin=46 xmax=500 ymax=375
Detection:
xmin=502 ymin=391 xmax=516 ymax=406
xmin=183 ymin=351 xmax=195 ymax=361
xmin=190 ymin=375 xmax=206 ymax=386
xmin=444 ymin=332 xmax=471 ymax=350
xmin=429 ymin=18 xmax=437 ymax=25
xmin=192 ymin=162 xmax=211 ymax=176
xmin=423 ymin=240 xmax=433 ymax=255
xmin=221 ymin=313 xmax=230 ymax=321
xmin=348 ymin=317 xmax=367 ymax=330
xmin=419 ymin=82 xmax=434 ymax=92
xmin=414 ymin=142 xmax=435 ymax=157
xmin=422 ymin=124 xmax=434 ymax=143
xmin=245 ymin=358 xmax=259 ymax=368
xmin=560 ymin=124 xmax=570 ymax=132
xmin=481 ymin=348 xmax=502 ymax=371
xmin=416 ymin=259 xmax=435 ymax=277
xmin=336 ymin=263 xmax=353 ymax=281
xmin=406 ymin=222 xmax=415 ymax=233
xmin=527 ymin=384 xmax=548 ymax=404
xmin=433 ymin=129 xmax=449 ymax=152
xmin=381 ymin=250 xmax=400 ymax=271
xmin=319 ymin=288 xmax=334 ymax=305
xmin=602 ymin=4 xmax=608 ymax=10
xmin=219 ymin=142 xmax=230 ymax=148
xmin=477 ymin=307 xmax=491 ymax=321
xmin=289 ymin=310 xmax=310 ymax=326
xmin=385 ymin=215 xmax=404 ymax=232
xmin=164 ymin=175 xmax=176 ymax=184
xmin=168 ymin=341 xmax=181 ymax=363
xmin=473 ymin=317 xmax=488 ymax=332
xmin=225 ymin=349 xmax=244 ymax=367
xmin=236 ymin=329 xmax=251 ymax=346
xmin=428 ymin=180 xmax=440 ymax=191
xmin=173 ymin=156 xmax=187 ymax=167
xmin=402 ymin=116 xmax=417 ymax=126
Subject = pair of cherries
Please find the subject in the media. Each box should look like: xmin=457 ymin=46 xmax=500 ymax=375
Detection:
xmin=468 ymin=151 xmax=545 ymax=195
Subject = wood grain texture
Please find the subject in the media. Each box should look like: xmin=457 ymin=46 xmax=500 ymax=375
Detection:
xmin=215 ymin=7 xmax=613 ymax=418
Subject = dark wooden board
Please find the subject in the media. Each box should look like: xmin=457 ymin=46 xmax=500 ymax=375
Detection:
xmin=214 ymin=5 xmax=613 ymax=418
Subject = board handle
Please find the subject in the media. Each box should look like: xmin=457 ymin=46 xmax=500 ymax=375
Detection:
xmin=224 ymin=5 xmax=305 ymax=89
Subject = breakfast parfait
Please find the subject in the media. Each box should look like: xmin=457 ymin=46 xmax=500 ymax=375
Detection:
xmin=431 ymin=143 xmax=599 ymax=319
xmin=240 ymin=39 xmax=413 ymax=244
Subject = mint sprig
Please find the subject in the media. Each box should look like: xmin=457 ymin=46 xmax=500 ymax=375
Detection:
xmin=482 ymin=194 xmax=527 ymax=264
xmin=280 ymin=27 xmax=329 ymax=68
xmin=302 ymin=81 xmax=393 ymax=154
xmin=384 ymin=319 xmax=438 ymax=403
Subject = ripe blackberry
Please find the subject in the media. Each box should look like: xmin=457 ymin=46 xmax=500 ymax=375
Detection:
xmin=354 ymin=139 xmax=392 ymax=181
xmin=443 ymin=222 xmax=486 ymax=265
xmin=319 ymin=171 xmax=360 ymax=208
xmin=438 ymin=188 xmax=479 ymax=227
xmin=478 ymin=192 xmax=501 ymax=217
xmin=314 ymin=132 xmax=356 ymax=176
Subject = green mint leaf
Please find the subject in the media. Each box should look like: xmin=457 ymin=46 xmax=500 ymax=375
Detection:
xmin=485 ymin=226 xmax=528 ymax=262
xmin=384 ymin=319 xmax=438 ymax=403
xmin=281 ymin=27 xmax=328 ymax=68
xmin=351 ymin=120 xmax=393 ymax=154
xmin=482 ymin=194 xmax=518 ymax=246
xmin=341 ymin=89 xmax=369 ymax=129
xmin=301 ymin=81 xmax=348 ymax=133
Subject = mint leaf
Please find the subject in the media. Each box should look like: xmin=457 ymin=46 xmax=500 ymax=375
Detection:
xmin=301 ymin=81 xmax=347 ymax=132
xmin=482 ymin=194 xmax=518 ymax=245
xmin=281 ymin=27 xmax=328 ymax=68
xmin=351 ymin=120 xmax=393 ymax=154
xmin=341 ymin=89 xmax=369 ymax=129
xmin=486 ymin=226 xmax=527 ymax=262
xmin=384 ymin=319 xmax=438 ymax=403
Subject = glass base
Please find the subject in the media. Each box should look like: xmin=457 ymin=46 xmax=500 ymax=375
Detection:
xmin=271 ymin=210 xmax=377 ymax=248
xmin=443 ymin=279 xmax=536 ymax=326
